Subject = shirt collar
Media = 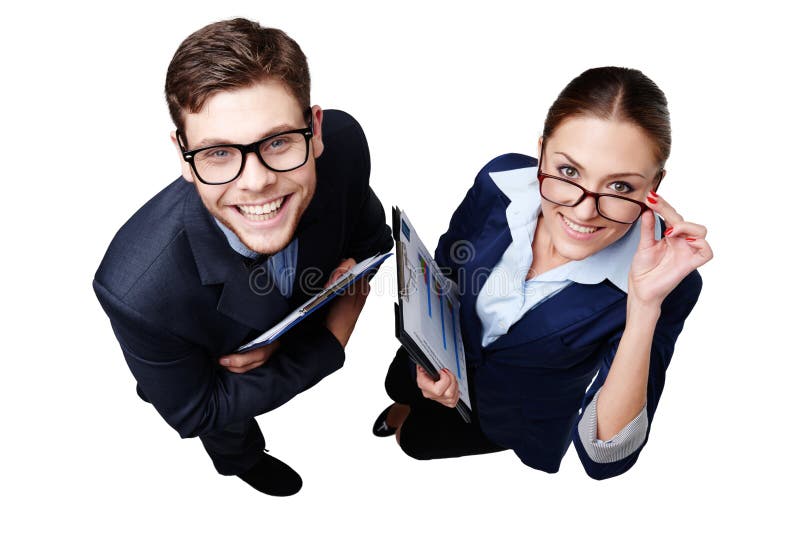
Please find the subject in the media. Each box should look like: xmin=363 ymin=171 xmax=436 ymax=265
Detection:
xmin=488 ymin=164 xmax=659 ymax=294
xmin=214 ymin=218 xmax=260 ymax=259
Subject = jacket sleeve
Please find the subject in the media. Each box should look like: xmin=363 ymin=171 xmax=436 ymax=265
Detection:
xmin=433 ymin=153 xmax=533 ymax=290
xmin=94 ymin=279 xmax=346 ymax=439
xmin=341 ymin=114 xmax=393 ymax=262
xmin=571 ymin=269 xmax=703 ymax=479
xmin=344 ymin=185 xmax=393 ymax=262
xmin=433 ymin=170 xmax=487 ymax=290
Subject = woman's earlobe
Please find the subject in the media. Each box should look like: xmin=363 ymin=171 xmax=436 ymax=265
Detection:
xmin=653 ymin=169 xmax=666 ymax=191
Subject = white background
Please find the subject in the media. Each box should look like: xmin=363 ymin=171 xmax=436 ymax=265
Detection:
xmin=2 ymin=0 xmax=798 ymax=532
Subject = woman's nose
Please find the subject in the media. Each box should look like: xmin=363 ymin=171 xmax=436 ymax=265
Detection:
xmin=571 ymin=193 xmax=600 ymax=221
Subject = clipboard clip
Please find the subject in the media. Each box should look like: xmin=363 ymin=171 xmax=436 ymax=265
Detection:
xmin=299 ymin=272 xmax=356 ymax=314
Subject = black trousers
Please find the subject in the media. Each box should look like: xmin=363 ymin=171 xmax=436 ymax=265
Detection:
xmin=199 ymin=419 xmax=265 ymax=476
xmin=137 ymin=384 xmax=263 ymax=476
xmin=384 ymin=346 xmax=505 ymax=460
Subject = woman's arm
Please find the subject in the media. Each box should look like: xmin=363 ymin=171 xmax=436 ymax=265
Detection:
xmin=573 ymin=270 xmax=702 ymax=478
xmin=595 ymin=296 xmax=660 ymax=439
xmin=599 ymin=194 xmax=712 ymax=438
xmin=574 ymin=194 xmax=712 ymax=479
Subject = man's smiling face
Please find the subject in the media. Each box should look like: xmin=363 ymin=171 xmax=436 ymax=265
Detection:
xmin=172 ymin=79 xmax=324 ymax=255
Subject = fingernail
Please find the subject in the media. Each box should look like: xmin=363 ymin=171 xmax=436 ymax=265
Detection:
xmin=665 ymin=227 xmax=674 ymax=236
xmin=646 ymin=195 xmax=657 ymax=204
xmin=220 ymin=358 xmax=230 ymax=366
xmin=685 ymin=237 xmax=697 ymax=242
xmin=649 ymin=190 xmax=659 ymax=198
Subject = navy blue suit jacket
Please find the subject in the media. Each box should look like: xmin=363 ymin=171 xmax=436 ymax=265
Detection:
xmin=94 ymin=110 xmax=393 ymax=440
xmin=434 ymin=154 xmax=702 ymax=479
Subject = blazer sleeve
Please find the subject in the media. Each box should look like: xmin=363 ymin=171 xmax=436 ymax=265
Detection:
xmin=94 ymin=279 xmax=346 ymax=439
xmin=339 ymin=113 xmax=393 ymax=262
xmin=433 ymin=153 xmax=534 ymax=289
xmin=433 ymin=168 xmax=487 ymax=289
xmin=571 ymin=269 xmax=703 ymax=479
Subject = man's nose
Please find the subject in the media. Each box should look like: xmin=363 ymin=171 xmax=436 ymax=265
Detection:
xmin=236 ymin=152 xmax=277 ymax=191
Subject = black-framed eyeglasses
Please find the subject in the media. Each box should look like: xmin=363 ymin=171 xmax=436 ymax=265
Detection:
xmin=537 ymin=138 xmax=663 ymax=225
xmin=177 ymin=123 xmax=314 ymax=185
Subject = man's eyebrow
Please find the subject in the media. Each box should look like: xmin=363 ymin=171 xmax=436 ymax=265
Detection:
xmin=554 ymin=151 xmax=648 ymax=180
xmin=193 ymin=123 xmax=302 ymax=149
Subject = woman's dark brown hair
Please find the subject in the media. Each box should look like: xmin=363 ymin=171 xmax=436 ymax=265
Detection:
xmin=165 ymin=18 xmax=310 ymax=135
xmin=543 ymin=67 xmax=671 ymax=169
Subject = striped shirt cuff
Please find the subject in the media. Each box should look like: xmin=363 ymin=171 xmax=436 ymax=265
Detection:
xmin=577 ymin=389 xmax=648 ymax=463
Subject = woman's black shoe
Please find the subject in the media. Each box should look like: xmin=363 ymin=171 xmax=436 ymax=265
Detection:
xmin=237 ymin=451 xmax=302 ymax=497
xmin=372 ymin=404 xmax=398 ymax=437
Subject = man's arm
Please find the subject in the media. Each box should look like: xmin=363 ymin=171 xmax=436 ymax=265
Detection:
xmin=344 ymin=185 xmax=393 ymax=261
xmin=94 ymin=279 xmax=345 ymax=439
xmin=339 ymin=112 xmax=393 ymax=262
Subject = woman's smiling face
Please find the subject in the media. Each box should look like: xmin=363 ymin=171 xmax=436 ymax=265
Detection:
xmin=536 ymin=115 xmax=664 ymax=262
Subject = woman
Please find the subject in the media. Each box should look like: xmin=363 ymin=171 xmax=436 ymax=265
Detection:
xmin=372 ymin=67 xmax=713 ymax=479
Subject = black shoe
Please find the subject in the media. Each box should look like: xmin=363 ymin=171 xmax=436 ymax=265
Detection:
xmin=237 ymin=450 xmax=302 ymax=497
xmin=372 ymin=404 xmax=398 ymax=437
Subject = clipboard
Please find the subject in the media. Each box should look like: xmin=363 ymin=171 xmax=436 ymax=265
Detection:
xmin=392 ymin=206 xmax=472 ymax=423
xmin=237 ymin=251 xmax=393 ymax=352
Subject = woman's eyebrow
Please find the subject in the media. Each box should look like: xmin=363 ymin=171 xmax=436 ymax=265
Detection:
xmin=554 ymin=151 xmax=585 ymax=172
xmin=554 ymin=151 xmax=648 ymax=180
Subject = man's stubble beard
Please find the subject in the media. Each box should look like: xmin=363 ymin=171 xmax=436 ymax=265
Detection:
xmin=213 ymin=178 xmax=317 ymax=256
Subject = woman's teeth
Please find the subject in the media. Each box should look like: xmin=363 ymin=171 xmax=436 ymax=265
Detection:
xmin=237 ymin=197 xmax=285 ymax=220
xmin=562 ymin=214 xmax=599 ymax=234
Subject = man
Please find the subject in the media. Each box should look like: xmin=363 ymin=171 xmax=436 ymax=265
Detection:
xmin=93 ymin=18 xmax=392 ymax=496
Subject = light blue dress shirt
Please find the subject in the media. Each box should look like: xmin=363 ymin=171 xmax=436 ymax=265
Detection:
xmin=475 ymin=164 xmax=659 ymax=458
xmin=214 ymin=218 xmax=297 ymax=298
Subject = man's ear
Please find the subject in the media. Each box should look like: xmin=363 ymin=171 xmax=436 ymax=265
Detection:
xmin=310 ymin=105 xmax=324 ymax=158
xmin=170 ymin=130 xmax=194 ymax=183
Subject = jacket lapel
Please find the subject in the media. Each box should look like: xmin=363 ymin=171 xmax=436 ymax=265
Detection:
xmin=459 ymin=187 xmax=513 ymax=359
xmin=183 ymin=190 xmax=290 ymax=332
xmin=485 ymin=281 xmax=626 ymax=352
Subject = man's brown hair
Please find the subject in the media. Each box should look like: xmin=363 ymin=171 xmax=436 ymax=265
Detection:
xmin=165 ymin=18 xmax=310 ymax=136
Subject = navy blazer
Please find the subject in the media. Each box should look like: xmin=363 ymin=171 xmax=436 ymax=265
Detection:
xmin=94 ymin=110 xmax=393 ymax=440
xmin=434 ymin=154 xmax=702 ymax=479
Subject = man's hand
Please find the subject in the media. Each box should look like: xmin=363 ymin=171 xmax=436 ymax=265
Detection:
xmin=219 ymin=341 xmax=281 ymax=374
xmin=416 ymin=365 xmax=460 ymax=408
xmin=325 ymin=258 xmax=356 ymax=288
xmin=323 ymin=258 xmax=370 ymax=348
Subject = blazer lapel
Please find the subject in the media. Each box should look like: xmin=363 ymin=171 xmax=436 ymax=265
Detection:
xmin=485 ymin=281 xmax=626 ymax=352
xmin=183 ymin=191 xmax=290 ymax=332
xmin=459 ymin=187 xmax=513 ymax=358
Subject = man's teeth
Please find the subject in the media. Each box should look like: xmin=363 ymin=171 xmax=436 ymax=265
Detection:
xmin=562 ymin=214 xmax=599 ymax=234
xmin=238 ymin=197 xmax=285 ymax=217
